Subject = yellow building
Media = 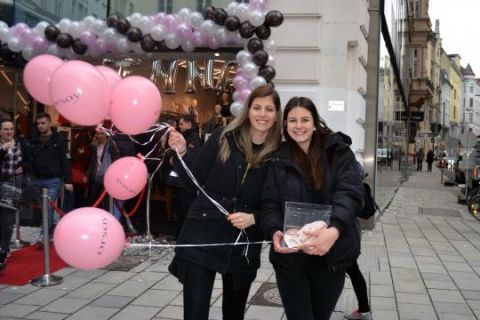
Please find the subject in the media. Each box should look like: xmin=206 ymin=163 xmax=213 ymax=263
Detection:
xmin=448 ymin=54 xmax=462 ymax=132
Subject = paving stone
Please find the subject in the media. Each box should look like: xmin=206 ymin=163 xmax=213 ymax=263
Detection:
xmin=90 ymin=295 xmax=134 ymax=308
xmin=370 ymin=284 xmax=395 ymax=297
xmin=433 ymin=301 xmax=475 ymax=315
xmin=108 ymin=305 xmax=160 ymax=320
xmin=107 ymin=279 xmax=153 ymax=297
xmin=462 ymin=290 xmax=480 ymax=301
xmin=155 ymin=305 xmax=183 ymax=319
xmin=244 ymin=305 xmax=284 ymax=320
xmin=151 ymin=274 xmax=183 ymax=291
xmin=428 ymin=289 xmax=465 ymax=303
xmin=0 ymin=292 xmax=24 ymax=305
xmin=15 ymin=288 xmax=67 ymax=306
xmin=131 ymin=289 xmax=178 ymax=307
xmin=65 ymin=282 xmax=116 ymax=300
xmin=391 ymin=268 xmax=426 ymax=294
xmin=92 ymin=271 xmax=136 ymax=284
xmin=396 ymin=292 xmax=432 ymax=305
xmin=25 ymin=311 xmax=68 ymax=320
xmin=64 ymin=306 xmax=119 ymax=320
xmin=0 ymin=303 xmax=39 ymax=318
xmin=41 ymin=298 xmax=90 ymax=314
xmin=370 ymin=296 xmax=396 ymax=310
xmin=398 ymin=303 xmax=437 ymax=320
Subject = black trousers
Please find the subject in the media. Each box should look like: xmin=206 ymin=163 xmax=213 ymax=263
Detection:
xmin=275 ymin=257 xmax=345 ymax=320
xmin=346 ymin=260 xmax=370 ymax=313
xmin=182 ymin=262 xmax=252 ymax=320
xmin=0 ymin=207 xmax=15 ymax=254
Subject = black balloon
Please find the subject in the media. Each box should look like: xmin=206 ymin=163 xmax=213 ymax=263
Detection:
xmin=44 ymin=25 xmax=60 ymax=42
xmin=255 ymin=25 xmax=271 ymax=40
xmin=252 ymin=50 xmax=269 ymax=67
xmin=225 ymin=16 xmax=240 ymax=31
xmin=116 ymin=17 xmax=131 ymax=35
xmin=141 ymin=34 xmax=156 ymax=52
xmin=127 ymin=27 xmax=142 ymax=42
xmin=106 ymin=15 xmax=118 ymax=28
xmin=202 ymin=5 xmax=216 ymax=20
xmin=239 ymin=21 xmax=255 ymax=38
xmin=72 ymin=39 xmax=87 ymax=54
xmin=265 ymin=10 xmax=284 ymax=27
xmin=155 ymin=40 xmax=168 ymax=52
xmin=259 ymin=66 xmax=276 ymax=82
xmin=247 ymin=38 xmax=263 ymax=54
xmin=213 ymin=8 xmax=228 ymax=26
xmin=56 ymin=33 xmax=74 ymax=48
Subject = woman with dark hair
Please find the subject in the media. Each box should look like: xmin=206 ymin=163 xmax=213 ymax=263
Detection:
xmin=0 ymin=118 xmax=31 ymax=271
xmin=257 ymin=97 xmax=363 ymax=319
xmin=167 ymin=84 xmax=282 ymax=320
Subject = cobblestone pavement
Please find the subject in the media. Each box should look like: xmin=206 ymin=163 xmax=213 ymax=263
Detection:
xmin=0 ymin=166 xmax=479 ymax=319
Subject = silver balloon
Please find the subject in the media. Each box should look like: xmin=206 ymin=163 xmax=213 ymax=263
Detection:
xmin=47 ymin=43 xmax=60 ymax=56
xmin=264 ymin=38 xmax=277 ymax=54
xmin=215 ymin=60 xmax=238 ymax=93
xmin=226 ymin=2 xmax=239 ymax=16
xmin=116 ymin=38 xmax=129 ymax=53
xmin=0 ymin=21 xmax=8 ymax=29
xmin=0 ymin=26 xmax=10 ymax=42
xmin=237 ymin=4 xmax=250 ymax=22
xmin=250 ymin=76 xmax=267 ymax=90
xmin=189 ymin=12 xmax=204 ymax=30
xmin=215 ymin=27 xmax=229 ymax=45
xmin=236 ymin=50 xmax=252 ymax=66
xmin=82 ymin=16 xmax=96 ymax=28
xmin=91 ymin=19 xmax=106 ymax=35
xmin=178 ymin=8 xmax=192 ymax=21
xmin=267 ymin=54 xmax=276 ymax=66
xmin=181 ymin=40 xmax=196 ymax=53
xmin=185 ymin=60 xmax=198 ymax=94
xmin=58 ymin=18 xmax=72 ymax=32
xmin=22 ymin=46 xmax=35 ymax=60
xmin=102 ymin=28 xmax=118 ymax=44
xmin=230 ymin=102 xmax=244 ymax=117
xmin=164 ymin=60 xmax=180 ymax=94
xmin=200 ymin=20 xmax=216 ymax=36
xmin=203 ymin=59 xmax=215 ymax=90
xmin=151 ymin=25 xmax=166 ymax=42
xmin=7 ymin=37 xmax=22 ymax=52
xmin=138 ymin=16 xmax=152 ymax=33
xmin=165 ymin=34 xmax=181 ymax=49
xmin=241 ymin=62 xmax=259 ymax=79
xmin=249 ymin=10 xmax=265 ymax=27
xmin=34 ymin=21 xmax=49 ymax=34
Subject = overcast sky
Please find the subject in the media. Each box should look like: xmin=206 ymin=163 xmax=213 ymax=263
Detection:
xmin=429 ymin=0 xmax=480 ymax=75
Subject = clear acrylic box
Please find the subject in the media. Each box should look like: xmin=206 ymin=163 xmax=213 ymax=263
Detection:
xmin=282 ymin=202 xmax=332 ymax=248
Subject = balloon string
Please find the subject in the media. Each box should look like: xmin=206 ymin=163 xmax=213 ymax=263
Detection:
xmin=114 ymin=187 xmax=146 ymax=217
xmin=175 ymin=147 xmax=229 ymax=216
xmin=128 ymin=241 xmax=271 ymax=248
xmin=92 ymin=190 xmax=108 ymax=208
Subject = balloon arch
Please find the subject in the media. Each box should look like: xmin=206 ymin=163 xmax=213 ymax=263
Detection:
xmin=0 ymin=1 xmax=283 ymax=116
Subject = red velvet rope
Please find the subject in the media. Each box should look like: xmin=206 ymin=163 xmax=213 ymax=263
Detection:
xmin=114 ymin=187 xmax=146 ymax=217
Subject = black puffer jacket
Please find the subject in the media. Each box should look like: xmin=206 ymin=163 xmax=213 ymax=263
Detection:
xmin=258 ymin=134 xmax=363 ymax=277
xmin=172 ymin=128 xmax=268 ymax=274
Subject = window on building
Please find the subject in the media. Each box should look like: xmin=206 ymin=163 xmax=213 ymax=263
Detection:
xmin=454 ymin=89 xmax=457 ymax=99
xmin=470 ymin=98 xmax=474 ymax=108
xmin=55 ymin=0 xmax=62 ymax=15
xmin=471 ymin=85 xmax=474 ymax=93
xmin=159 ymin=0 xmax=173 ymax=13
xmin=470 ymin=112 xmax=474 ymax=124
xmin=197 ymin=0 xmax=212 ymax=11
xmin=129 ymin=3 xmax=134 ymax=15
xmin=412 ymin=48 xmax=418 ymax=78
xmin=414 ymin=0 xmax=421 ymax=18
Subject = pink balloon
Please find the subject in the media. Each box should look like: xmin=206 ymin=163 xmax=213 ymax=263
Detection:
xmin=49 ymin=60 xmax=110 ymax=126
xmin=110 ymin=76 xmax=162 ymax=135
xmin=23 ymin=54 xmax=64 ymax=105
xmin=104 ymin=156 xmax=148 ymax=200
xmin=95 ymin=66 xmax=121 ymax=90
xmin=53 ymin=207 xmax=125 ymax=270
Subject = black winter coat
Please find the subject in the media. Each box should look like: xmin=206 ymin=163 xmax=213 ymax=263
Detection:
xmin=258 ymin=134 xmax=363 ymax=277
xmin=30 ymin=131 xmax=71 ymax=183
xmin=172 ymin=128 xmax=268 ymax=274
xmin=0 ymin=136 xmax=32 ymax=179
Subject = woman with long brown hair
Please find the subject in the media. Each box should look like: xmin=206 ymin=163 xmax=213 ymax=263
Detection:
xmin=258 ymin=97 xmax=363 ymax=319
xmin=167 ymin=84 xmax=282 ymax=320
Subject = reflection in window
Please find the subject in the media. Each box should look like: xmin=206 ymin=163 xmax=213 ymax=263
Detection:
xmin=159 ymin=0 xmax=173 ymax=13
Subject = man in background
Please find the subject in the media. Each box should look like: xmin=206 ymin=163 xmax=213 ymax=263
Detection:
xmin=30 ymin=112 xmax=72 ymax=248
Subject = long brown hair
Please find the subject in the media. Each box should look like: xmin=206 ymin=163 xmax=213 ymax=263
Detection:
xmin=218 ymin=84 xmax=282 ymax=167
xmin=283 ymin=97 xmax=333 ymax=189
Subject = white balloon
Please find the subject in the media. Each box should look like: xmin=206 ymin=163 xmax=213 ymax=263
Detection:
xmin=165 ymin=34 xmax=181 ymax=49
xmin=236 ymin=50 xmax=252 ymax=66
xmin=0 ymin=26 xmax=10 ymax=42
xmin=128 ymin=13 xmax=143 ymax=26
xmin=7 ymin=37 xmax=22 ymax=52
xmin=22 ymin=46 xmax=35 ymax=60
xmin=116 ymin=38 xmax=130 ymax=53
xmin=151 ymin=25 xmax=166 ymax=41
xmin=237 ymin=4 xmax=250 ymax=22
xmin=230 ymin=102 xmax=244 ymax=117
xmin=267 ymin=55 xmax=276 ymax=67
xmin=189 ymin=12 xmax=204 ymax=30
xmin=200 ymin=20 xmax=216 ymax=36
xmin=181 ymin=40 xmax=196 ymax=53
xmin=242 ymin=62 xmax=259 ymax=79
xmin=58 ymin=18 xmax=72 ymax=32
xmin=34 ymin=21 xmax=49 ymax=34
xmin=249 ymin=10 xmax=265 ymax=27
xmin=226 ymin=2 xmax=239 ymax=16
xmin=0 ymin=21 xmax=8 ymax=29
xmin=91 ymin=20 xmax=106 ymax=35
xmin=250 ymin=76 xmax=267 ymax=90
xmin=47 ymin=43 xmax=60 ymax=56
xmin=102 ymin=28 xmax=117 ymax=43
xmin=138 ymin=16 xmax=151 ymax=33
xmin=264 ymin=38 xmax=277 ymax=54
xmin=215 ymin=27 xmax=229 ymax=45
xmin=82 ymin=16 xmax=96 ymax=27
xmin=69 ymin=21 xmax=81 ymax=38
xmin=232 ymin=90 xmax=241 ymax=102
xmin=178 ymin=8 xmax=192 ymax=21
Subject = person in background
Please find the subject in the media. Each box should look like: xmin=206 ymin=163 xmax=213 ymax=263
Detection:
xmin=426 ymin=149 xmax=434 ymax=172
xmin=416 ymin=147 xmax=425 ymax=171
xmin=0 ymin=118 xmax=31 ymax=270
xmin=85 ymin=130 xmax=135 ymax=220
xmin=30 ymin=112 xmax=72 ymax=248
xmin=219 ymin=92 xmax=232 ymax=118
xmin=258 ymin=97 xmax=363 ymax=320
xmin=167 ymin=115 xmax=202 ymax=238
xmin=167 ymin=84 xmax=282 ymax=320
xmin=203 ymin=104 xmax=227 ymax=139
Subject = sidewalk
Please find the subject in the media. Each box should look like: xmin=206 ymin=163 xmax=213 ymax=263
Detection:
xmin=1 ymin=166 xmax=479 ymax=320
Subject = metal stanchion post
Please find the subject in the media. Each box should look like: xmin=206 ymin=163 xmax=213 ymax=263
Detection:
xmin=145 ymin=176 xmax=153 ymax=242
xmin=31 ymin=188 xmax=63 ymax=287
xmin=10 ymin=208 xmax=29 ymax=249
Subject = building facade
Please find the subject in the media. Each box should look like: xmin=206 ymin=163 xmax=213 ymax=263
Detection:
xmin=461 ymin=64 xmax=480 ymax=135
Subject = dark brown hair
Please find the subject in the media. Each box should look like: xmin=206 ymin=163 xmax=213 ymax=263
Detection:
xmin=283 ymin=97 xmax=333 ymax=189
